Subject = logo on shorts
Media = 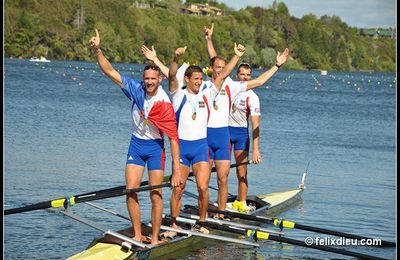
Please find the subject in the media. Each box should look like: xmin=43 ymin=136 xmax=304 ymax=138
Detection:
xmin=179 ymin=158 xmax=183 ymax=163
xmin=255 ymin=108 xmax=260 ymax=113
xmin=128 ymin=156 xmax=133 ymax=161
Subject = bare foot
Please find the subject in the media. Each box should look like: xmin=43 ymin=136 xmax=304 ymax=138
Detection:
xmin=151 ymin=239 xmax=168 ymax=245
xmin=132 ymin=235 xmax=150 ymax=243
xmin=160 ymin=224 xmax=181 ymax=239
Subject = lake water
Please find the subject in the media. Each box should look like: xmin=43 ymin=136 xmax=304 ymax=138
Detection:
xmin=4 ymin=59 xmax=396 ymax=259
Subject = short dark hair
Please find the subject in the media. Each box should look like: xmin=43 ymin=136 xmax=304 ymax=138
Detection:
xmin=210 ymin=56 xmax=227 ymax=67
xmin=236 ymin=63 xmax=252 ymax=74
xmin=144 ymin=64 xmax=161 ymax=75
xmin=184 ymin=65 xmax=203 ymax=78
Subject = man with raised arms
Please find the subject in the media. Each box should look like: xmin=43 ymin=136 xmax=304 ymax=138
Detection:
xmin=142 ymin=43 xmax=246 ymax=234
xmin=204 ymin=23 xmax=290 ymax=218
xmin=229 ymin=63 xmax=262 ymax=212
xmin=168 ymin=43 xmax=246 ymax=234
xmin=89 ymin=29 xmax=181 ymax=245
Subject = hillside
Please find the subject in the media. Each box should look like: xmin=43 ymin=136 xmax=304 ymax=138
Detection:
xmin=4 ymin=0 xmax=396 ymax=71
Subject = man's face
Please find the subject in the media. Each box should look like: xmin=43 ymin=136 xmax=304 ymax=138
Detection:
xmin=211 ymin=59 xmax=226 ymax=78
xmin=185 ymin=72 xmax=203 ymax=94
xmin=143 ymin=69 xmax=161 ymax=95
xmin=236 ymin=67 xmax=252 ymax=81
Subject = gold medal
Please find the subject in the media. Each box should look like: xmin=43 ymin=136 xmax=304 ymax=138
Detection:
xmin=192 ymin=112 xmax=197 ymax=120
xmin=232 ymin=104 xmax=237 ymax=113
xmin=213 ymin=102 xmax=218 ymax=110
xmin=143 ymin=119 xmax=149 ymax=126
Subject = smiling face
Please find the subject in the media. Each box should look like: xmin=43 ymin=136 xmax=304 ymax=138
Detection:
xmin=185 ymin=72 xmax=203 ymax=94
xmin=210 ymin=57 xmax=227 ymax=80
xmin=236 ymin=67 xmax=252 ymax=81
xmin=143 ymin=68 xmax=162 ymax=96
xmin=184 ymin=66 xmax=204 ymax=94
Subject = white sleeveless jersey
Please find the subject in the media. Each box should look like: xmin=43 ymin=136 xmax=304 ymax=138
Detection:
xmin=229 ymin=90 xmax=261 ymax=128
xmin=170 ymin=85 xmax=217 ymax=140
xmin=207 ymin=77 xmax=247 ymax=128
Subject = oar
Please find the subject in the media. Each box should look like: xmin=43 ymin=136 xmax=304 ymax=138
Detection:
xmin=5 ymin=183 xmax=170 ymax=215
xmin=185 ymin=205 xmax=396 ymax=248
xmin=82 ymin=201 xmax=259 ymax=247
xmin=5 ymin=161 xmax=252 ymax=216
xmin=172 ymin=214 xmax=283 ymax=237
xmin=174 ymin=214 xmax=386 ymax=260
xmin=178 ymin=212 xmax=283 ymax=235
xmin=147 ymin=223 xmax=259 ymax=247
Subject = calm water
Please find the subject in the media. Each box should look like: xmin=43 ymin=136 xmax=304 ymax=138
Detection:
xmin=4 ymin=59 xmax=396 ymax=259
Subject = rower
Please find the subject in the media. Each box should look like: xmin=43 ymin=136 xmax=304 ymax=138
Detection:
xmin=140 ymin=42 xmax=246 ymax=233
xmin=89 ymin=29 xmax=181 ymax=245
xmin=229 ymin=63 xmax=261 ymax=212
xmin=204 ymin=23 xmax=290 ymax=218
xmin=166 ymin=44 xmax=245 ymax=234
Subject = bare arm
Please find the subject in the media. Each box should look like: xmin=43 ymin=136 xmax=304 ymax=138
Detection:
xmin=89 ymin=29 xmax=122 ymax=87
xmin=141 ymin=45 xmax=170 ymax=78
xmin=204 ymin=23 xmax=217 ymax=59
xmin=168 ymin=47 xmax=186 ymax=93
xmin=169 ymin=137 xmax=182 ymax=187
xmin=247 ymin=48 xmax=290 ymax=90
xmin=251 ymin=115 xmax=262 ymax=164
xmin=213 ymin=43 xmax=245 ymax=92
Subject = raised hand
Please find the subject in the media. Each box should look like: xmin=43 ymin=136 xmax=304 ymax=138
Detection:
xmin=234 ymin=42 xmax=245 ymax=57
xmin=175 ymin=46 xmax=187 ymax=59
xmin=89 ymin=29 xmax=100 ymax=50
xmin=204 ymin=23 xmax=214 ymax=40
xmin=276 ymin=48 xmax=290 ymax=66
xmin=141 ymin=45 xmax=157 ymax=61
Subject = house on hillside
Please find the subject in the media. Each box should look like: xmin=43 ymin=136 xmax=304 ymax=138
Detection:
xmin=181 ymin=3 xmax=224 ymax=16
xmin=133 ymin=0 xmax=167 ymax=9
xmin=358 ymin=28 xmax=396 ymax=39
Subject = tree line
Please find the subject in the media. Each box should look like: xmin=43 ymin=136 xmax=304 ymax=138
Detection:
xmin=4 ymin=0 xmax=396 ymax=71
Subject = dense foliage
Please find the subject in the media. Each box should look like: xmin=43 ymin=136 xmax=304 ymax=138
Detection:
xmin=4 ymin=0 xmax=396 ymax=71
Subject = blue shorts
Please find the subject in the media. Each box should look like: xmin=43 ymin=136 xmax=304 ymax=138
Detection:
xmin=180 ymin=138 xmax=209 ymax=167
xmin=207 ymin=127 xmax=231 ymax=160
xmin=229 ymin=126 xmax=250 ymax=152
xmin=126 ymin=135 xmax=165 ymax=171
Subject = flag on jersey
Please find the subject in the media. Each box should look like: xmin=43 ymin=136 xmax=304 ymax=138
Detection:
xmin=122 ymin=76 xmax=179 ymax=143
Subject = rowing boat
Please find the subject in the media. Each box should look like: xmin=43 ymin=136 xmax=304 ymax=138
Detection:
xmin=66 ymin=175 xmax=306 ymax=260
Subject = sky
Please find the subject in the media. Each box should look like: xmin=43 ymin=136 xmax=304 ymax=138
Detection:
xmin=217 ymin=0 xmax=396 ymax=28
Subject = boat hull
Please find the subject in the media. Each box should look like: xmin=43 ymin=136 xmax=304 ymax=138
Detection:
xmin=67 ymin=187 xmax=304 ymax=260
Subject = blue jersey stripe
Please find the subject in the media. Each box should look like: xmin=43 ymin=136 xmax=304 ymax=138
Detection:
xmin=175 ymin=95 xmax=187 ymax=126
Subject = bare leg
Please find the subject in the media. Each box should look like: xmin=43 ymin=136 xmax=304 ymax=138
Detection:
xmin=215 ymin=160 xmax=231 ymax=217
xmin=234 ymin=150 xmax=249 ymax=202
xmin=193 ymin=161 xmax=210 ymax=221
xmin=170 ymin=165 xmax=189 ymax=228
xmin=125 ymin=164 xmax=145 ymax=242
xmin=148 ymin=169 xmax=165 ymax=245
